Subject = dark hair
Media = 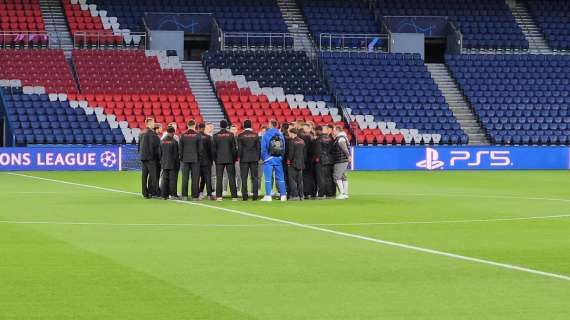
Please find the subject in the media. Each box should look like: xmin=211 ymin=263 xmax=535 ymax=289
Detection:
xmin=281 ymin=122 xmax=290 ymax=131
xmin=327 ymin=124 xmax=334 ymax=130
xmin=187 ymin=119 xmax=196 ymax=128
xmin=167 ymin=126 xmax=175 ymax=134
xmin=288 ymin=128 xmax=298 ymax=135
xmin=198 ymin=123 xmax=206 ymax=129
xmin=243 ymin=119 xmax=252 ymax=129
xmin=220 ymin=119 xmax=228 ymax=129
xmin=270 ymin=119 xmax=278 ymax=128
xmin=315 ymin=125 xmax=323 ymax=131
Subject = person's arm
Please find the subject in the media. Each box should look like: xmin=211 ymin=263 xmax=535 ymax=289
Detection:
xmin=178 ymin=136 xmax=184 ymax=160
xmin=197 ymin=135 xmax=204 ymax=161
xmin=279 ymin=132 xmax=286 ymax=157
xmin=255 ymin=136 xmax=261 ymax=160
xmin=339 ymin=138 xmax=350 ymax=159
xmin=237 ymin=135 xmax=243 ymax=160
xmin=211 ymin=135 xmax=217 ymax=161
xmin=260 ymin=133 xmax=269 ymax=161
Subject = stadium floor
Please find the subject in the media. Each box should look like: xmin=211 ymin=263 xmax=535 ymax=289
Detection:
xmin=1 ymin=170 xmax=569 ymax=319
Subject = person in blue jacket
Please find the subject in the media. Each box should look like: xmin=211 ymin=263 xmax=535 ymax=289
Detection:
xmin=260 ymin=119 xmax=287 ymax=202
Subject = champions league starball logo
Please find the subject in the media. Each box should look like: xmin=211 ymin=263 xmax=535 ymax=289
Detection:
xmin=100 ymin=151 xmax=117 ymax=168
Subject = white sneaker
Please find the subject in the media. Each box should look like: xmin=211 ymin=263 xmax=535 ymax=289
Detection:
xmin=260 ymin=196 xmax=273 ymax=202
xmin=280 ymin=196 xmax=287 ymax=202
xmin=336 ymin=195 xmax=346 ymax=200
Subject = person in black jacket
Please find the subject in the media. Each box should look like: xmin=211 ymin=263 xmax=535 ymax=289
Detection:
xmin=281 ymin=123 xmax=291 ymax=196
xmin=197 ymin=123 xmax=214 ymax=200
xmin=213 ymin=120 xmax=238 ymax=201
xmin=159 ymin=126 xmax=179 ymax=199
xmin=237 ymin=119 xmax=260 ymax=201
xmin=299 ymin=123 xmax=316 ymax=199
xmin=313 ymin=125 xmax=336 ymax=199
xmin=179 ymin=120 xmax=203 ymax=200
xmin=138 ymin=118 xmax=161 ymax=199
xmin=286 ymin=128 xmax=306 ymax=201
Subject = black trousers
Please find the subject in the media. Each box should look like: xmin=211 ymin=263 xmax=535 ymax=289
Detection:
xmin=181 ymin=162 xmax=200 ymax=198
xmin=282 ymin=161 xmax=289 ymax=195
xmin=288 ymin=167 xmax=304 ymax=198
xmin=315 ymin=163 xmax=335 ymax=197
xmin=161 ymin=169 xmax=178 ymax=199
xmin=240 ymin=161 xmax=259 ymax=200
xmin=199 ymin=164 xmax=213 ymax=197
xmin=141 ymin=160 xmax=158 ymax=198
xmin=216 ymin=163 xmax=237 ymax=198
xmin=303 ymin=164 xmax=316 ymax=197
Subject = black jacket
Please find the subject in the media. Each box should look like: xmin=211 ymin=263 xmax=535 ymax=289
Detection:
xmin=299 ymin=131 xmax=313 ymax=168
xmin=314 ymin=133 xmax=334 ymax=165
xmin=199 ymin=132 xmax=213 ymax=166
xmin=287 ymin=137 xmax=306 ymax=170
xmin=179 ymin=129 xmax=203 ymax=163
xmin=138 ymin=128 xmax=160 ymax=161
xmin=237 ymin=129 xmax=260 ymax=163
xmin=159 ymin=135 xmax=179 ymax=170
xmin=213 ymin=129 xmax=237 ymax=164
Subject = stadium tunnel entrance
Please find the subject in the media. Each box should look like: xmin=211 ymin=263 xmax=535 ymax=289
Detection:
xmin=184 ymin=35 xmax=211 ymax=61
xmin=425 ymin=38 xmax=447 ymax=63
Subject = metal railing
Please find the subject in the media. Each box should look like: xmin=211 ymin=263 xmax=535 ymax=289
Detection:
xmin=72 ymin=32 xmax=147 ymax=49
xmin=0 ymin=31 xmax=50 ymax=48
xmin=222 ymin=32 xmax=295 ymax=50
xmin=318 ymin=33 xmax=389 ymax=52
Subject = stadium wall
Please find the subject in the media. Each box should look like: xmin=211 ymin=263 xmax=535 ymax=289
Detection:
xmin=0 ymin=146 xmax=568 ymax=171
xmin=353 ymin=146 xmax=570 ymax=171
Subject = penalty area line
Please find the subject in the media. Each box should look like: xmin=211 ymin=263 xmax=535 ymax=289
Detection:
xmin=5 ymin=172 xmax=570 ymax=283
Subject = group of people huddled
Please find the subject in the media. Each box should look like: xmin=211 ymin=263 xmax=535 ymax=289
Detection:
xmin=138 ymin=117 xmax=351 ymax=202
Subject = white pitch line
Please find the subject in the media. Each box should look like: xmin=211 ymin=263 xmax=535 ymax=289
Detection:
xmin=5 ymin=172 xmax=570 ymax=283
xmin=361 ymin=192 xmax=570 ymax=203
xmin=1 ymin=214 xmax=570 ymax=228
xmin=0 ymin=220 xmax=276 ymax=228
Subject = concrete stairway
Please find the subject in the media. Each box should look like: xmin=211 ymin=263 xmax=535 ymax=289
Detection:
xmin=276 ymin=0 xmax=316 ymax=55
xmin=426 ymin=63 xmax=490 ymax=146
xmin=182 ymin=61 xmax=226 ymax=130
xmin=506 ymin=0 xmax=552 ymax=53
xmin=39 ymin=0 xmax=74 ymax=56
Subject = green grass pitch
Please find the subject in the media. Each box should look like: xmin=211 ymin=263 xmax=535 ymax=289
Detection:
xmin=0 ymin=170 xmax=569 ymax=319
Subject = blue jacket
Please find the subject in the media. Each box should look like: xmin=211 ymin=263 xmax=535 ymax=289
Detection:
xmin=261 ymin=128 xmax=285 ymax=165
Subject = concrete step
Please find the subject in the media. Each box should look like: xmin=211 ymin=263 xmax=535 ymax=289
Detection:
xmin=426 ymin=63 xmax=490 ymax=145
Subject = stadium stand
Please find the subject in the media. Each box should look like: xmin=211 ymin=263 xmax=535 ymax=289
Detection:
xmin=0 ymin=0 xmax=45 ymax=31
xmin=321 ymin=52 xmax=467 ymax=145
xmin=374 ymin=0 xmax=528 ymax=50
xmin=0 ymin=0 xmax=47 ymax=47
xmin=1 ymin=88 xmax=125 ymax=145
xmin=0 ymin=49 xmax=77 ymax=93
xmin=83 ymin=0 xmax=287 ymax=33
xmin=71 ymin=49 xmax=202 ymax=142
xmin=446 ymin=54 xmax=570 ymax=145
xmin=203 ymin=50 xmax=346 ymax=133
xmin=525 ymin=0 xmax=570 ymax=51
xmin=297 ymin=0 xmax=380 ymax=48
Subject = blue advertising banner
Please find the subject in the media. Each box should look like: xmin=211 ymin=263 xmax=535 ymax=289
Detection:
xmin=353 ymin=146 xmax=570 ymax=171
xmin=144 ymin=13 xmax=213 ymax=34
xmin=383 ymin=16 xmax=449 ymax=37
xmin=0 ymin=147 xmax=122 ymax=171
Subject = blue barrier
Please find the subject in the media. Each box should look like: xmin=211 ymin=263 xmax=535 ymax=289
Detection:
xmin=352 ymin=146 xmax=570 ymax=171
xmin=0 ymin=146 xmax=122 ymax=171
